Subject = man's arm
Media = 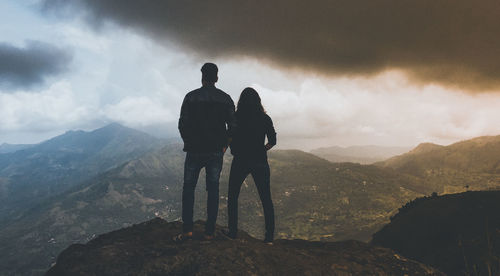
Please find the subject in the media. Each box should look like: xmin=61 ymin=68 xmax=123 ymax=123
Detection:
xmin=178 ymin=95 xmax=190 ymax=141
xmin=224 ymin=97 xmax=237 ymax=151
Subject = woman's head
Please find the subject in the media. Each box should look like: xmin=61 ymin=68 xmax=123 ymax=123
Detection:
xmin=237 ymin=87 xmax=265 ymax=115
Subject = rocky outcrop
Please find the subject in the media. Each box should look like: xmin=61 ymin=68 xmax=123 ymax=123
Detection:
xmin=373 ymin=191 xmax=500 ymax=276
xmin=47 ymin=218 xmax=443 ymax=276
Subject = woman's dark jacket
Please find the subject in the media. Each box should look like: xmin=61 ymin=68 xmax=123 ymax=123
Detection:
xmin=230 ymin=112 xmax=277 ymax=160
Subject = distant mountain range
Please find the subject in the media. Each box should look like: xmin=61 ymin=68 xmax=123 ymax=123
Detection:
xmin=0 ymin=144 xmax=424 ymax=275
xmin=310 ymin=145 xmax=412 ymax=164
xmin=0 ymin=123 xmax=168 ymax=225
xmin=0 ymin=143 xmax=34 ymax=154
xmin=376 ymin=135 xmax=500 ymax=193
xmin=2 ymin=125 xmax=500 ymax=275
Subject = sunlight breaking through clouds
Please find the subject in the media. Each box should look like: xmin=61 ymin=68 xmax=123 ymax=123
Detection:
xmin=2 ymin=1 xmax=500 ymax=149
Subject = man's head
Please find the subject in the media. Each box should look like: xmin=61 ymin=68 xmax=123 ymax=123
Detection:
xmin=201 ymin=62 xmax=218 ymax=84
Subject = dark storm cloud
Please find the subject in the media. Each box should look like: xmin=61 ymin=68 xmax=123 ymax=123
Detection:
xmin=0 ymin=41 xmax=72 ymax=90
xmin=44 ymin=0 xmax=500 ymax=91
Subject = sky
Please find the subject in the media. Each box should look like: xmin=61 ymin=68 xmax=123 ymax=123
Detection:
xmin=2 ymin=1 xmax=500 ymax=150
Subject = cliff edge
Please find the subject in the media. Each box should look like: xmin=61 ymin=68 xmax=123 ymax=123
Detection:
xmin=47 ymin=218 xmax=443 ymax=276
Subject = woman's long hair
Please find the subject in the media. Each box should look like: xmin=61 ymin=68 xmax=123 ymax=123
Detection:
xmin=236 ymin=87 xmax=265 ymax=118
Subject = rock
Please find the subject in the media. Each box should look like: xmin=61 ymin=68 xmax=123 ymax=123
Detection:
xmin=46 ymin=218 xmax=444 ymax=276
xmin=373 ymin=191 xmax=500 ymax=276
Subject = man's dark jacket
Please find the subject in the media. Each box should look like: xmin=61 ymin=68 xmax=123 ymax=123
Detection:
xmin=178 ymin=84 xmax=236 ymax=153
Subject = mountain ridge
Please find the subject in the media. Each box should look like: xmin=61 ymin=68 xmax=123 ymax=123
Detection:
xmin=4 ymin=128 xmax=500 ymax=275
xmin=0 ymin=143 xmax=34 ymax=154
xmin=0 ymin=145 xmax=424 ymax=275
xmin=310 ymin=145 xmax=412 ymax=164
xmin=376 ymin=135 xmax=500 ymax=193
xmin=0 ymin=123 xmax=168 ymax=225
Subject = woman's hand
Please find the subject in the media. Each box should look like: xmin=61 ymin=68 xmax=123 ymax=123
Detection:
xmin=265 ymin=143 xmax=274 ymax=151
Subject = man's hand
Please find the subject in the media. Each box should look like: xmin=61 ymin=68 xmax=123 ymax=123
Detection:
xmin=223 ymin=137 xmax=232 ymax=153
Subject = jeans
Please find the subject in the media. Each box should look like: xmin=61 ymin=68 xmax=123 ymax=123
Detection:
xmin=227 ymin=157 xmax=275 ymax=241
xmin=182 ymin=151 xmax=223 ymax=235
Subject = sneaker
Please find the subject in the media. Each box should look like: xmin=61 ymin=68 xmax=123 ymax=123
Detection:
xmin=263 ymin=237 xmax=273 ymax=245
xmin=172 ymin=232 xmax=193 ymax=243
xmin=221 ymin=229 xmax=237 ymax=240
xmin=202 ymin=234 xmax=215 ymax=241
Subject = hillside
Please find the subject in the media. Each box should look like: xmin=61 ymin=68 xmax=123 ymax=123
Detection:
xmin=372 ymin=191 xmax=500 ymax=276
xmin=6 ymin=132 xmax=500 ymax=275
xmin=0 ymin=146 xmax=424 ymax=275
xmin=46 ymin=218 xmax=444 ymax=276
xmin=377 ymin=136 xmax=500 ymax=193
xmin=0 ymin=123 xmax=167 ymax=225
xmin=8 ymin=131 xmax=500 ymax=275
xmin=310 ymin=145 xmax=411 ymax=164
xmin=0 ymin=143 xmax=34 ymax=154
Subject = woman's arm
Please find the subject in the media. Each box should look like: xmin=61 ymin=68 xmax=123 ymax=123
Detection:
xmin=264 ymin=115 xmax=277 ymax=151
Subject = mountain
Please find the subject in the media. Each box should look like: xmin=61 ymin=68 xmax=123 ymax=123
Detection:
xmin=0 ymin=145 xmax=426 ymax=275
xmin=376 ymin=135 xmax=500 ymax=193
xmin=372 ymin=191 xmax=500 ymax=276
xmin=46 ymin=219 xmax=444 ymax=276
xmin=3 ymin=130 xmax=500 ymax=275
xmin=0 ymin=123 xmax=167 ymax=225
xmin=0 ymin=143 xmax=34 ymax=154
xmin=10 ymin=131 xmax=500 ymax=275
xmin=310 ymin=145 xmax=412 ymax=164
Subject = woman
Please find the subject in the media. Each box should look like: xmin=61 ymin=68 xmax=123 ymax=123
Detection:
xmin=225 ymin=87 xmax=276 ymax=244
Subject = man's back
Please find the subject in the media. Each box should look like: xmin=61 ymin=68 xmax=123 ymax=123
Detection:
xmin=176 ymin=62 xmax=233 ymax=240
xmin=178 ymin=84 xmax=235 ymax=153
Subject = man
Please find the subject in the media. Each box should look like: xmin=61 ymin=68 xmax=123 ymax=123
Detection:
xmin=174 ymin=63 xmax=236 ymax=241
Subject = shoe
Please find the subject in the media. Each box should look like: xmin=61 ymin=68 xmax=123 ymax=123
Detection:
xmin=221 ymin=229 xmax=237 ymax=240
xmin=172 ymin=232 xmax=193 ymax=243
xmin=202 ymin=234 xmax=215 ymax=241
xmin=263 ymin=237 xmax=273 ymax=245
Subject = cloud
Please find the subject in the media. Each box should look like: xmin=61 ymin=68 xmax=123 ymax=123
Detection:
xmin=102 ymin=96 xmax=176 ymax=127
xmin=0 ymin=40 xmax=72 ymax=91
xmin=253 ymin=72 xmax=500 ymax=149
xmin=42 ymin=0 xmax=500 ymax=91
xmin=3 ymin=8 xmax=500 ymax=149
xmin=0 ymin=81 xmax=95 ymax=134
xmin=0 ymin=23 xmax=189 ymax=144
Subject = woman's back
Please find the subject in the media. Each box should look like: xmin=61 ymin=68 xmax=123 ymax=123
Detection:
xmin=230 ymin=111 xmax=276 ymax=160
xmin=227 ymin=87 xmax=276 ymax=243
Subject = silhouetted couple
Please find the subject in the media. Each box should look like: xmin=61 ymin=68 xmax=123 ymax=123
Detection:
xmin=175 ymin=62 xmax=276 ymax=244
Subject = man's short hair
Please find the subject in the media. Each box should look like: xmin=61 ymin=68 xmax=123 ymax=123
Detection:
xmin=201 ymin=63 xmax=218 ymax=82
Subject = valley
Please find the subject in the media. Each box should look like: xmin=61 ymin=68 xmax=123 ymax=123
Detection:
xmin=2 ymin=125 xmax=500 ymax=275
